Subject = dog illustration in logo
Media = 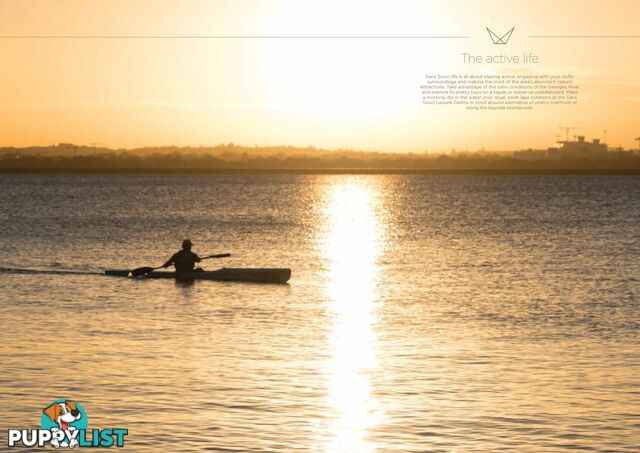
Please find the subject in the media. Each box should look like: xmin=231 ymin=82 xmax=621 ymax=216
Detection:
xmin=43 ymin=400 xmax=82 ymax=448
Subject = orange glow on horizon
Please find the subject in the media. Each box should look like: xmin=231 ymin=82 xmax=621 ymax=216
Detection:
xmin=0 ymin=0 xmax=639 ymax=151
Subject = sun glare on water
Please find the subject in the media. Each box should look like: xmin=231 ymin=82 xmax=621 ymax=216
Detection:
xmin=320 ymin=179 xmax=386 ymax=452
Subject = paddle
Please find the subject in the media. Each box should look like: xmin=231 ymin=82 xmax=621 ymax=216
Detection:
xmin=129 ymin=253 xmax=231 ymax=277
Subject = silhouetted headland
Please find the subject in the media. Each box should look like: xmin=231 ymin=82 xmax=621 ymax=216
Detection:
xmin=2 ymin=141 xmax=640 ymax=174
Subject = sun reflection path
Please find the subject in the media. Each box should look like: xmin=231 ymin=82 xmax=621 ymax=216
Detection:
xmin=321 ymin=179 xmax=385 ymax=452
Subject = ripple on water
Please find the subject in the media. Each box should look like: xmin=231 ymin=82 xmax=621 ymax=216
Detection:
xmin=0 ymin=174 xmax=639 ymax=451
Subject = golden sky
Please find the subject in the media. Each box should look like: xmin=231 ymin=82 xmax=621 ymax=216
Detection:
xmin=0 ymin=0 xmax=639 ymax=151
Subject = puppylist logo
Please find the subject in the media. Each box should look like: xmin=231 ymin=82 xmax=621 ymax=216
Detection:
xmin=7 ymin=400 xmax=128 ymax=448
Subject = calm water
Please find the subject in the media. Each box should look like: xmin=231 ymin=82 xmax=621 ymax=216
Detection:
xmin=0 ymin=174 xmax=639 ymax=452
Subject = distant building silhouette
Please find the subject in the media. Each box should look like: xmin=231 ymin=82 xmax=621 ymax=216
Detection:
xmin=512 ymin=134 xmax=637 ymax=161
xmin=548 ymin=135 xmax=608 ymax=159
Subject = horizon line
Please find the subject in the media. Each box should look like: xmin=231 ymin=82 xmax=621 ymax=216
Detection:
xmin=2 ymin=143 xmax=639 ymax=154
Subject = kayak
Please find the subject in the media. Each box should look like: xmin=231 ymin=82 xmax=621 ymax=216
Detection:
xmin=105 ymin=267 xmax=291 ymax=284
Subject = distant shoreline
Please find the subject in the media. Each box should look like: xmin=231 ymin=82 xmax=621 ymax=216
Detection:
xmin=4 ymin=143 xmax=640 ymax=175
xmin=2 ymin=168 xmax=640 ymax=176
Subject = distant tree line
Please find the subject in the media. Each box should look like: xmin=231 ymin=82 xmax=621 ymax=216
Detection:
xmin=2 ymin=144 xmax=640 ymax=173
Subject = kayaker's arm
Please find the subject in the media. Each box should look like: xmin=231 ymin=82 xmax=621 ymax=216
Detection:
xmin=162 ymin=254 xmax=176 ymax=268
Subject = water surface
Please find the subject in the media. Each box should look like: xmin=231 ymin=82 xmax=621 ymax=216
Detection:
xmin=1 ymin=174 xmax=639 ymax=451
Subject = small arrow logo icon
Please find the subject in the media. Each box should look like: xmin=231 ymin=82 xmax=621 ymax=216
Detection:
xmin=486 ymin=27 xmax=515 ymax=44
